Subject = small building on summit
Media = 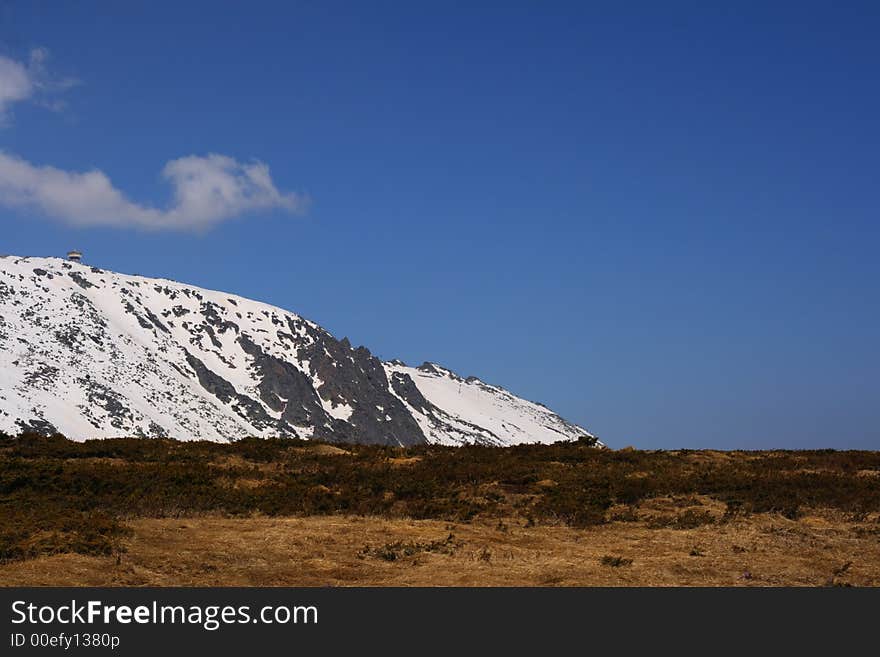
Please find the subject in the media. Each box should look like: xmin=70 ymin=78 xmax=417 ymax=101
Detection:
xmin=67 ymin=250 xmax=83 ymax=263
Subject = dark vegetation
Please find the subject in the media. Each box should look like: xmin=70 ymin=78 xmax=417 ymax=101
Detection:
xmin=357 ymin=534 xmax=462 ymax=562
xmin=600 ymin=555 xmax=634 ymax=567
xmin=2 ymin=431 xmax=880 ymax=564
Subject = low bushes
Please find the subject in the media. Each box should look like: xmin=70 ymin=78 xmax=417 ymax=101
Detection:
xmin=2 ymin=433 xmax=879 ymax=563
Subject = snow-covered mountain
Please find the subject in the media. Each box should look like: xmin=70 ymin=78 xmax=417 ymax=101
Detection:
xmin=0 ymin=255 xmax=596 ymax=446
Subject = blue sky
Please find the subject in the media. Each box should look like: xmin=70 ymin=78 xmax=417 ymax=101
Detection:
xmin=1 ymin=1 xmax=878 ymax=449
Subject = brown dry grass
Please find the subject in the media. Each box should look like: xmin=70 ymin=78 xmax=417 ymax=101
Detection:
xmin=4 ymin=436 xmax=880 ymax=586
xmin=2 ymin=504 xmax=878 ymax=587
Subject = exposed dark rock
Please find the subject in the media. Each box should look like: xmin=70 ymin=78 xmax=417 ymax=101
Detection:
xmin=76 ymin=378 xmax=134 ymax=430
xmin=122 ymin=300 xmax=155 ymax=331
xmin=184 ymin=351 xmax=240 ymax=404
xmin=16 ymin=417 xmax=58 ymax=435
xmin=54 ymin=326 xmax=85 ymax=351
xmin=390 ymin=371 xmax=435 ymax=415
xmin=143 ymin=307 xmax=170 ymax=333
xmin=201 ymin=301 xmax=238 ymax=334
xmin=24 ymin=365 xmax=60 ymax=388
xmin=184 ymin=349 xmax=286 ymax=434
xmin=67 ymin=271 xmax=95 ymax=289
xmin=148 ymin=420 xmax=168 ymax=438
xmin=203 ymin=325 xmax=223 ymax=349
xmin=293 ymin=320 xmax=426 ymax=446
xmin=236 ymin=333 xmax=329 ymax=431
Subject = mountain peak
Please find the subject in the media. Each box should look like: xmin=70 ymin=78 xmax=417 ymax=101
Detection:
xmin=0 ymin=255 xmax=596 ymax=446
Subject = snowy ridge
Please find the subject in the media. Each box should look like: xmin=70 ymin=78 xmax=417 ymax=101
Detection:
xmin=385 ymin=362 xmax=592 ymax=446
xmin=0 ymin=255 xmax=597 ymax=446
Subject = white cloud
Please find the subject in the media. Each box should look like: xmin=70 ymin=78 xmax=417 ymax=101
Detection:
xmin=0 ymin=152 xmax=307 ymax=231
xmin=0 ymin=49 xmax=302 ymax=231
xmin=0 ymin=48 xmax=78 ymax=124
xmin=0 ymin=56 xmax=34 ymax=123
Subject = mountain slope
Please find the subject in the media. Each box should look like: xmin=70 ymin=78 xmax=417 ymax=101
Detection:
xmin=0 ymin=255 xmax=596 ymax=446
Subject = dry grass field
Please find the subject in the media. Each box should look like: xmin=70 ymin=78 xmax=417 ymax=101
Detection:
xmin=2 ymin=434 xmax=879 ymax=586
xmin=3 ymin=508 xmax=879 ymax=586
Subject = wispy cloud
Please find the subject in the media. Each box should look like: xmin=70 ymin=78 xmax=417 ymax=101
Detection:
xmin=0 ymin=152 xmax=307 ymax=231
xmin=0 ymin=49 xmax=303 ymax=230
xmin=0 ymin=48 xmax=78 ymax=124
xmin=0 ymin=54 xmax=34 ymax=123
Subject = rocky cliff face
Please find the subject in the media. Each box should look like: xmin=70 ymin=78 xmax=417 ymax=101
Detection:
xmin=0 ymin=256 xmax=596 ymax=446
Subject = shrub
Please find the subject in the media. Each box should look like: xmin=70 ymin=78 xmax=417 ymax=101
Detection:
xmin=3 ymin=435 xmax=880 ymax=564
xmin=357 ymin=534 xmax=462 ymax=561
xmin=600 ymin=555 xmax=633 ymax=567
xmin=647 ymin=509 xmax=715 ymax=530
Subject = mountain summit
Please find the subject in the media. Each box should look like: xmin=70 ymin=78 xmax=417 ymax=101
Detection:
xmin=0 ymin=256 xmax=595 ymax=446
